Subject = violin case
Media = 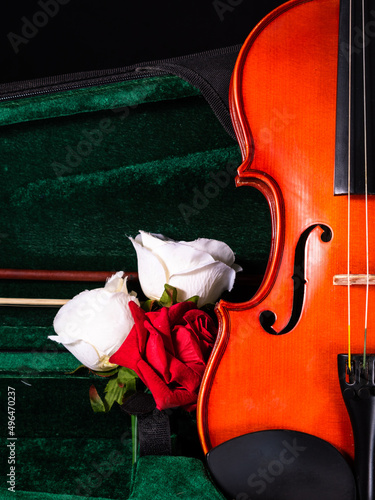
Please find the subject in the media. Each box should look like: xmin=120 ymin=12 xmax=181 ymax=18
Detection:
xmin=0 ymin=1 xmax=284 ymax=498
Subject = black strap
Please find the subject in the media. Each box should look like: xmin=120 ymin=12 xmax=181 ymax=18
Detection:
xmin=135 ymin=45 xmax=242 ymax=140
xmin=121 ymin=392 xmax=172 ymax=456
xmin=137 ymin=409 xmax=172 ymax=457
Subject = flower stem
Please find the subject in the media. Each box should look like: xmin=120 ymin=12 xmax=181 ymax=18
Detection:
xmin=131 ymin=414 xmax=138 ymax=464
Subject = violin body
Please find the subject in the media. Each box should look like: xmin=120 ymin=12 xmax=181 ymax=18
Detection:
xmin=197 ymin=0 xmax=375 ymax=461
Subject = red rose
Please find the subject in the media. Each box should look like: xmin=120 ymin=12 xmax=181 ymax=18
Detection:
xmin=109 ymin=301 xmax=217 ymax=411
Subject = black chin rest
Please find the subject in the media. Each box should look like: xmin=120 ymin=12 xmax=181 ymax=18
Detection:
xmin=206 ymin=430 xmax=356 ymax=500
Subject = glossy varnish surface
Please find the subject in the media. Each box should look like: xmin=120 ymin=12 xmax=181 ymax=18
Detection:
xmin=197 ymin=0 xmax=375 ymax=460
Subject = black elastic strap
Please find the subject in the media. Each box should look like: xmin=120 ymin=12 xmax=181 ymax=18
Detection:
xmin=121 ymin=392 xmax=171 ymax=456
xmin=137 ymin=409 xmax=172 ymax=457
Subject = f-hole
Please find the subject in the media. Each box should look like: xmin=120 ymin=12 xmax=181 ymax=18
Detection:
xmin=259 ymin=224 xmax=332 ymax=335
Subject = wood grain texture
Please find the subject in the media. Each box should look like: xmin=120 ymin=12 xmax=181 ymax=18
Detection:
xmin=0 ymin=269 xmax=137 ymax=281
xmin=0 ymin=298 xmax=69 ymax=306
xmin=197 ymin=0 xmax=374 ymax=461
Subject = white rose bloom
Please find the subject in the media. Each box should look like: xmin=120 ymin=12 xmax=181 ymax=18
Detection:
xmin=49 ymin=272 xmax=139 ymax=371
xmin=130 ymin=231 xmax=242 ymax=306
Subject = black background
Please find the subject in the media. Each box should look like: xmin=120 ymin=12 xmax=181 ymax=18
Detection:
xmin=0 ymin=0 xmax=284 ymax=84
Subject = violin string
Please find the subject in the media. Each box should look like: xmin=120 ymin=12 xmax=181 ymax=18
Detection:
xmin=347 ymin=0 xmax=353 ymax=371
xmin=362 ymin=0 xmax=369 ymax=368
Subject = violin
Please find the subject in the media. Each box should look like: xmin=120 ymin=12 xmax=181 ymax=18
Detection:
xmin=197 ymin=0 xmax=375 ymax=497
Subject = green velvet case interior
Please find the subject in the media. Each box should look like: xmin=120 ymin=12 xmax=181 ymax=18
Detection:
xmin=0 ymin=74 xmax=271 ymax=498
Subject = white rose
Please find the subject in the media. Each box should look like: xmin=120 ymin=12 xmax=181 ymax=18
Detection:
xmin=130 ymin=231 xmax=242 ymax=306
xmin=48 ymin=272 xmax=139 ymax=371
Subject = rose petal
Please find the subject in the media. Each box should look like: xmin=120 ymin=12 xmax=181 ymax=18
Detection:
xmin=183 ymin=309 xmax=217 ymax=344
xmin=151 ymin=241 xmax=216 ymax=277
xmin=144 ymin=311 xmax=201 ymax=391
xmin=135 ymin=359 xmax=198 ymax=410
xmin=168 ymin=355 xmax=201 ymax=392
xmin=182 ymin=309 xmax=217 ymax=359
xmin=146 ymin=307 xmax=175 ymax=354
xmin=180 ymin=237 xmax=236 ymax=267
xmin=144 ymin=324 xmax=171 ymax=383
xmin=136 ymin=231 xmax=171 ymax=248
xmin=49 ymin=338 xmax=111 ymax=371
xmin=128 ymin=301 xmax=149 ymax=354
xmin=129 ymin=237 xmax=167 ymax=300
xmin=167 ymin=301 xmax=197 ymax=326
xmin=109 ymin=324 xmax=140 ymax=372
xmin=169 ymin=261 xmax=236 ymax=305
xmin=52 ymin=289 xmax=138 ymax=355
xmin=104 ymin=271 xmax=124 ymax=292
xmin=173 ymin=325 xmax=206 ymax=376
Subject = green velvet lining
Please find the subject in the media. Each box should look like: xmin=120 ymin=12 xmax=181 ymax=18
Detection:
xmin=0 ymin=73 xmax=271 ymax=499
xmin=0 ymin=378 xmax=130 ymax=438
xmin=0 ymin=352 xmax=78 ymax=375
xmin=128 ymin=456 xmax=225 ymax=500
xmin=1 ymin=456 xmax=225 ymax=500
xmin=0 ymin=377 xmax=133 ymax=498
xmin=2 ymin=145 xmax=269 ymax=270
xmin=1 ymin=437 xmax=133 ymax=499
xmin=0 ymin=376 xmax=207 ymax=499
xmin=0 ymin=76 xmax=270 ymax=276
xmin=0 ymin=76 xmax=201 ymax=127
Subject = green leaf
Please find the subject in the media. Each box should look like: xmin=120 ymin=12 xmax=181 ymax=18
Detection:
xmin=140 ymin=284 xmax=202 ymax=310
xmin=159 ymin=284 xmax=178 ymax=307
xmin=89 ymin=385 xmax=108 ymax=413
xmin=186 ymin=295 xmax=199 ymax=305
xmin=103 ymin=378 xmax=127 ymax=411
xmin=141 ymin=299 xmax=156 ymax=312
xmin=103 ymin=368 xmax=138 ymax=411
xmin=117 ymin=367 xmax=138 ymax=385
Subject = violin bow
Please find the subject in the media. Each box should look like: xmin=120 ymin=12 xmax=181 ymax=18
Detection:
xmin=0 ymin=269 xmax=137 ymax=307
xmin=0 ymin=268 xmax=261 ymax=307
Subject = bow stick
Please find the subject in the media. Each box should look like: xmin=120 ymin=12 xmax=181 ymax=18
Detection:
xmin=0 ymin=268 xmax=262 ymax=307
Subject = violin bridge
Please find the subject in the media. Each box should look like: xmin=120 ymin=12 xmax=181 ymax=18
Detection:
xmin=333 ymin=274 xmax=375 ymax=285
